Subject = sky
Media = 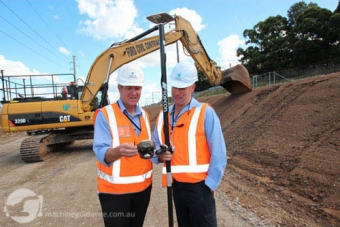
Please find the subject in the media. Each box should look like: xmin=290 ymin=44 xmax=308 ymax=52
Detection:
xmin=0 ymin=0 xmax=337 ymax=106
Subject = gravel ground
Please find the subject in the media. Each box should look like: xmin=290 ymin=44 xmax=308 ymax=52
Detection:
xmin=0 ymin=134 xmax=264 ymax=227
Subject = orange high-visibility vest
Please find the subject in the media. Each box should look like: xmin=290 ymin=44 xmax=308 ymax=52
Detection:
xmin=156 ymin=103 xmax=210 ymax=187
xmin=96 ymin=103 xmax=152 ymax=194
xmin=93 ymin=109 xmax=100 ymax=125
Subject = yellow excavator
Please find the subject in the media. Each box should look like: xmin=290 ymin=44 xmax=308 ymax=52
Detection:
xmin=0 ymin=13 xmax=251 ymax=162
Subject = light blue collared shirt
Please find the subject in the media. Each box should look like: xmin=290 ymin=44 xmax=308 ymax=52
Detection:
xmin=93 ymin=99 xmax=143 ymax=166
xmin=151 ymin=98 xmax=227 ymax=191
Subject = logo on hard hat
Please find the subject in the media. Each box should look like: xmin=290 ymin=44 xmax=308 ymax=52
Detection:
xmin=175 ymin=73 xmax=182 ymax=80
xmin=129 ymin=72 xmax=138 ymax=79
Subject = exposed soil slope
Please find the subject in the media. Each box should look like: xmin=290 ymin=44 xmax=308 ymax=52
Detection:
xmin=144 ymin=72 xmax=340 ymax=226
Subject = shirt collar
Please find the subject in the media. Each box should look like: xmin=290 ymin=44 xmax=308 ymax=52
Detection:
xmin=117 ymin=99 xmax=142 ymax=117
xmin=169 ymin=97 xmax=200 ymax=112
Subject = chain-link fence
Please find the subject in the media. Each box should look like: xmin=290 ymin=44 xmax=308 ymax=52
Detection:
xmin=252 ymin=57 xmax=340 ymax=88
xmin=147 ymin=58 xmax=340 ymax=104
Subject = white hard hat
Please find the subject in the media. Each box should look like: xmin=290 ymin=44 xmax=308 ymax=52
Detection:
xmin=116 ymin=62 xmax=145 ymax=86
xmin=168 ymin=61 xmax=198 ymax=88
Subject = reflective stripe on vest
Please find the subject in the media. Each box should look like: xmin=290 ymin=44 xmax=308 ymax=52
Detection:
xmin=97 ymin=104 xmax=152 ymax=185
xmin=157 ymin=104 xmax=209 ymax=175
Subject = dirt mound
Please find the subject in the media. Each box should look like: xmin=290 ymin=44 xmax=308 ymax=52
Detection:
xmin=144 ymin=73 xmax=340 ymax=226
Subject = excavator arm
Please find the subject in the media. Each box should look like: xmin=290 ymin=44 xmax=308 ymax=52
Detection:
xmin=81 ymin=13 xmax=251 ymax=112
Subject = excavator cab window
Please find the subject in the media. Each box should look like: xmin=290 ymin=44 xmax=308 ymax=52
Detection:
xmin=67 ymin=84 xmax=78 ymax=99
xmin=91 ymin=93 xmax=101 ymax=110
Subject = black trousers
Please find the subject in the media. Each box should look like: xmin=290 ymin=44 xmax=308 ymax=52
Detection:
xmin=98 ymin=185 xmax=152 ymax=227
xmin=172 ymin=180 xmax=217 ymax=227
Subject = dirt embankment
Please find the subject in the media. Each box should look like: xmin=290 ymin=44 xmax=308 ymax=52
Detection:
xmin=145 ymin=72 xmax=340 ymax=227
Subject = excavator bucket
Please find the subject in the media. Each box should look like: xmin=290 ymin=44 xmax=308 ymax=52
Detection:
xmin=220 ymin=64 xmax=252 ymax=94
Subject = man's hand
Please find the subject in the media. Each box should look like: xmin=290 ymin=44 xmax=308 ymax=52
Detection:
xmin=156 ymin=144 xmax=175 ymax=155
xmin=118 ymin=143 xmax=138 ymax=157
xmin=105 ymin=143 xmax=138 ymax=163
xmin=158 ymin=151 xmax=173 ymax=163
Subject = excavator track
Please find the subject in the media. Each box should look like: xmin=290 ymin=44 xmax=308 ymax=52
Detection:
xmin=19 ymin=128 xmax=94 ymax=163
xmin=20 ymin=133 xmax=54 ymax=163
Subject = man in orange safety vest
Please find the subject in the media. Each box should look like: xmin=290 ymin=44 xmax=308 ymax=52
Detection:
xmin=152 ymin=60 xmax=227 ymax=227
xmin=93 ymin=62 xmax=152 ymax=227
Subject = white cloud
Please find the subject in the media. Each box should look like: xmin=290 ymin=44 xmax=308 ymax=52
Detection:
xmin=73 ymin=4 xmax=242 ymax=105
xmin=76 ymin=0 xmax=143 ymax=40
xmin=162 ymin=10 xmax=245 ymax=84
xmin=59 ymin=47 xmax=71 ymax=55
xmin=217 ymin=34 xmax=245 ymax=68
xmin=169 ymin=8 xmax=206 ymax=31
xmin=74 ymin=2 xmax=233 ymax=70
xmin=78 ymin=50 xmax=85 ymax=57
xmin=0 ymin=55 xmax=40 ymax=75
xmin=74 ymin=3 xmax=206 ymax=78
xmin=0 ymin=55 xmax=72 ymax=100
xmin=0 ymin=56 xmax=72 ymax=86
xmin=108 ymin=87 xmax=119 ymax=104
xmin=137 ymin=8 xmax=205 ymax=70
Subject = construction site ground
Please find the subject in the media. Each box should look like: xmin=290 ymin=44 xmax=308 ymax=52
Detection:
xmin=0 ymin=72 xmax=339 ymax=226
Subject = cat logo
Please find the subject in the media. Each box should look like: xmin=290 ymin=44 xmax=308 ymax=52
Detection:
xmin=59 ymin=115 xmax=71 ymax=122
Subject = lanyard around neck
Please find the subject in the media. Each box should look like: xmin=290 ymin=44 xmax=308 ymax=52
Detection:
xmin=117 ymin=102 xmax=141 ymax=132
xmin=171 ymin=101 xmax=191 ymax=130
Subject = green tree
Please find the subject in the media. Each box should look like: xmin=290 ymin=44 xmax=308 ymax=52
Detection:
xmin=288 ymin=3 xmax=333 ymax=66
xmin=237 ymin=15 xmax=288 ymax=74
xmin=328 ymin=1 xmax=340 ymax=58
xmin=237 ymin=1 xmax=338 ymax=74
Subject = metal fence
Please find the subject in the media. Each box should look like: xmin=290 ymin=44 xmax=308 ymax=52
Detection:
xmin=0 ymin=72 xmax=75 ymax=103
xmin=194 ymin=58 xmax=340 ymax=97
xmin=252 ymin=57 xmax=340 ymax=88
